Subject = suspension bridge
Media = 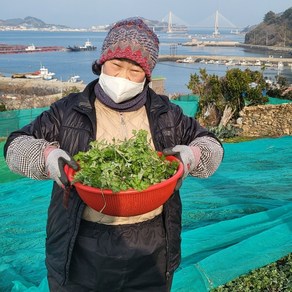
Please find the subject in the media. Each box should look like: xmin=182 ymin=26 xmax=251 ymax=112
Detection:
xmin=161 ymin=11 xmax=240 ymax=34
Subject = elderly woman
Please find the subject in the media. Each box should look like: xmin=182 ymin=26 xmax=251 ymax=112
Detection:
xmin=4 ymin=17 xmax=223 ymax=291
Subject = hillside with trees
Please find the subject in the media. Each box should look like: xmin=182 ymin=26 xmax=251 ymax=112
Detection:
xmin=0 ymin=16 xmax=69 ymax=29
xmin=245 ymin=7 xmax=292 ymax=47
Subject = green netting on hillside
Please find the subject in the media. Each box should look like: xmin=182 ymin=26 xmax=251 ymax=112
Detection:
xmin=268 ymin=96 xmax=292 ymax=105
xmin=0 ymin=135 xmax=291 ymax=292
xmin=171 ymin=100 xmax=198 ymax=117
xmin=170 ymin=96 xmax=292 ymax=119
xmin=0 ymin=96 xmax=289 ymax=138
xmin=0 ymin=142 xmax=23 ymax=183
xmin=0 ymin=107 xmax=49 ymax=137
xmin=176 ymin=95 xmax=199 ymax=102
xmin=174 ymin=204 xmax=292 ymax=291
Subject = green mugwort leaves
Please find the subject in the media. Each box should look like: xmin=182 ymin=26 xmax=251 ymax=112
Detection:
xmin=73 ymin=130 xmax=179 ymax=192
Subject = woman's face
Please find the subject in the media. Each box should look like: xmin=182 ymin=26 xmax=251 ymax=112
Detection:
xmin=103 ymin=59 xmax=146 ymax=83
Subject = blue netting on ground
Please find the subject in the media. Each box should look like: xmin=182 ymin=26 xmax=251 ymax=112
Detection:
xmin=0 ymin=136 xmax=291 ymax=291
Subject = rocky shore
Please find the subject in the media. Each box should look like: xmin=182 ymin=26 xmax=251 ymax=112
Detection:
xmin=0 ymin=77 xmax=86 ymax=110
xmin=0 ymin=76 xmax=165 ymax=110
xmin=0 ymin=76 xmax=85 ymax=94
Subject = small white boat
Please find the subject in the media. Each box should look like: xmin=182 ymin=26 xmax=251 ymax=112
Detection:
xmin=25 ymin=44 xmax=41 ymax=52
xmin=68 ymin=75 xmax=83 ymax=83
xmin=264 ymin=62 xmax=273 ymax=67
xmin=254 ymin=60 xmax=262 ymax=66
xmin=25 ymin=65 xmax=55 ymax=80
xmin=176 ymin=56 xmax=194 ymax=63
xmin=277 ymin=61 xmax=284 ymax=70
xmin=225 ymin=60 xmax=235 ymax=66
xmin=40 ymin=66 xmax=55 ymax=80
xmin=25 ymin=72 xmax=42 ymax=79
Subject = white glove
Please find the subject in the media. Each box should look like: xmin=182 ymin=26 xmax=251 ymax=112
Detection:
xmin=45 ymin=148 xmax=78 ymax=188
xmin=163 ymin=145 xmax=199 ymax=180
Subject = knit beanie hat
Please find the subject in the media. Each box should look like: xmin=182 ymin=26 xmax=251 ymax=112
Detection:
xmin=95 ymin=17 xmax=159 ymax=80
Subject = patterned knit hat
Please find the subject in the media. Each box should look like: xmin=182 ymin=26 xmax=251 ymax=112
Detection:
xmin=97 ymin=17 xmax=159 ymax=80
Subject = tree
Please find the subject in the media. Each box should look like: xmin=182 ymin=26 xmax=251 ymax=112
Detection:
xmin=188 ymin=68 xmax=225 ymax=126
xmin=187 ymin=68 xmax=268 ymax=127
xmin=243 ymin=69 xmax=268 ymax=106
xmin=263 ymin=11 xmax=277 ymax=24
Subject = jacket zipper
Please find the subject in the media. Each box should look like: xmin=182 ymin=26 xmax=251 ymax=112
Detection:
xmin=119 ymin=112 xmax=127 ymax=138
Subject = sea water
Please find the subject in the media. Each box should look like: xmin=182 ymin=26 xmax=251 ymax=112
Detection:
xmin=0 ymin=30 xmax=291 ymax=94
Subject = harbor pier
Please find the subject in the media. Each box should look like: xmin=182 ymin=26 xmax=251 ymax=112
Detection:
xmin=158 ymin=55 xmax=292 ymax=67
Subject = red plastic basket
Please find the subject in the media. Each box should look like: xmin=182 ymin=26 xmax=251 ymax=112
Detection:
xmin=65 ymin=155 xmax=183 ymax=216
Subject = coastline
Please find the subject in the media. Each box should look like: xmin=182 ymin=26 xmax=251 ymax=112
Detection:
xmin=0 ymin=76 xmax=85 ymax=110
xmin=0 ymin=75 xmax=85 ymax=92
xmin=159 ymin=54 xmax=292 ymax=66
xmin=0 ymin=76 xmax=165 ymax=110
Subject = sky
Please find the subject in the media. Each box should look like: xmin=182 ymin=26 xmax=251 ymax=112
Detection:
xmin=1 ymin=0 xmax=292 ymax=29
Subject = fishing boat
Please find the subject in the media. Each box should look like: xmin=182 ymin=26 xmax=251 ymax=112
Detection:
xmin=25 ymin=44 xmax=41 ymax=52
xmin=24 ymin=71 xmax=42 ymax=79
xmin=67 ymin=40 xmax=97 ymax=52
xmin=176 ymin=56 xmax=194 ymax=63
xmin=68 ymin=75 xmax=83 ymax=83
xmin=25 ymin=65 xmax=56 ymax=80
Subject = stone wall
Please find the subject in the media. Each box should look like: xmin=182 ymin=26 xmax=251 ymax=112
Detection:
xmin=238 ymin=103 xmax=292 ymax=137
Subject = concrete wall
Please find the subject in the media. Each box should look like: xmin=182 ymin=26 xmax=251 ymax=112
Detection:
xmin=238 ymin=103 xmax=292 ymax=137
xmin=150 ymin=77 xmax=165 ymax=95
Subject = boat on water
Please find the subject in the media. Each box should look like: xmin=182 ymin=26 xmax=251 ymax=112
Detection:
xmin=277 ymin=61 xmax=284 ymax=70
xmin=25 ymin=65 xmax=56 ymax=80
xmin=68 ymin=75 xmax=83 ymax=83
xmin=0 ymin=44 xmax=65 ymax=54
xmin=176 ymin=56 xmax=194 ymax=63
xmin=67 ymin=40 xmax=97 ymax=52
xmin=25 ymin=44 xmax=42 ymax=52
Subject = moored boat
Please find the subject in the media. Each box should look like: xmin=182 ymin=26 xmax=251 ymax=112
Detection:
xmin=25 ymin=44 xmax=41 ymax=52
xmin=25 ymin=71 xmax=42 ymax=79
xmin=25 ymin=65 xmax=56 ymax=80
xmin=67 ymin=40 xmax=97 ymax=52
xmin=176 ymin=56 xmax=194 ymax=63
xmin=68 ymin=75 xmax=83 ymax=83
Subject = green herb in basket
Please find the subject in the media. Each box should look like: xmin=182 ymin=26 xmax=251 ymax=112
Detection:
xmin=73 ymin=130 xmax=179 ymax=192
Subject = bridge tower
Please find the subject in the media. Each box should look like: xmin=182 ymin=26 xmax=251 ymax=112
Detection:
xmin=167 ymin=11 xmax=173 ymax=33
xmin=213 ymin=10 xmax=220 ymax=37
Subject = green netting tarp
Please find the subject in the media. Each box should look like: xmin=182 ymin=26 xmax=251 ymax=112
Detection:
xmin=0 ymin=107 xmax=49 ymax=137
xmin=0 ymin=136 xmax=292 ymax=292
xmin=170 ymin=94 xmax=199 ymax=118
xmin=267 ymin=96 xmax=292 ymax=105
xmin=171 ymin=100 xmax=198 ymax=117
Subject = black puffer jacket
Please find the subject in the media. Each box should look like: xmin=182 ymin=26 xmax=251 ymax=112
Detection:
xmin=4 ymin=79 xmax=216 ymax=285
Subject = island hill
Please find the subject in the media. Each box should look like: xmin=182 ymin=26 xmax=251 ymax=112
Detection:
xmin=244 ymin=7 xmax=292 ymax=47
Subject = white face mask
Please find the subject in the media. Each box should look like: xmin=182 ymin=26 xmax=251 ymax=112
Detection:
xmin=99 ymin=72 xmax=146 ymax=103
